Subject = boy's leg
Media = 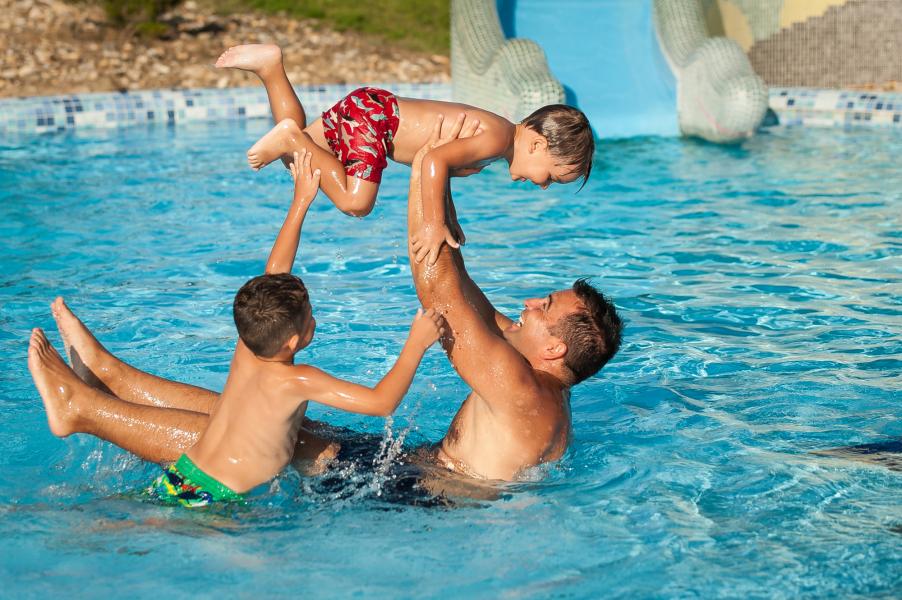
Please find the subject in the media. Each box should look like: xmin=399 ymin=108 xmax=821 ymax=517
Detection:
xmin=216 ymin=44 xmax=306 ymax=127
xmin=51 ymin=297 xmax=219 ymax=415
xmin=50 ymin=298 xmax=342 ymax=467
xmin=29 ymin=328 xmax=206 ymax=463
xmin=246 ymin=119 xmax=379 ymax=217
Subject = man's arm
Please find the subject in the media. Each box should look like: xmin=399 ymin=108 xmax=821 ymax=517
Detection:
xmin=408 ymin=125 xmax=533 ymax=403
xmin=414 ymin=125 xmax=510 ymax=266
xmin=265 ymin=149 xmax=320 ymax=275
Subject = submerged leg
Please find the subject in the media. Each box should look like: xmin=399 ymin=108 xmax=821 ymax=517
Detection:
xmin=28 ymin=328 xmax=206 ymax=463
xmin=51 ymin=297 xmax=219 ymax=415
xmin=215 ymin=43 xmax=306 ymax=127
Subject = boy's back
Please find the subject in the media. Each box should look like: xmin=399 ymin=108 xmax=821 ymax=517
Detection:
xmin=187 ymin=341 xmax=310 ymax=493
xmin=177 ymin=150 xmax=444 ymax=499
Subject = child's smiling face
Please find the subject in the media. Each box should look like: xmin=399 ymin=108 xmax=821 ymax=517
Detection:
xmin=509 ymin=131 xmax=581 ymax=189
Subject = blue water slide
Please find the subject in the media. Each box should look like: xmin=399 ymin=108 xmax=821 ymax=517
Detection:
xmin=451 ymin=0 xmax=766 ymax=142
xmin=496 ymin=0 xmax=678 ymax=138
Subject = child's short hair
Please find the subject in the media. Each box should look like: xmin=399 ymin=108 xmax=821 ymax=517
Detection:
xmin=521 ymin=105 xmax=595 ymax=188
xmin=233 ymin=273 xmax=311 ymax=358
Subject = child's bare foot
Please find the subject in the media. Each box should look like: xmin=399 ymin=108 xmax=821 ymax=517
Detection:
xmin=51 ymin=297 xmax=113 ymax=392
xmin=215 ymin=44 xmax=282 ymax=76
xmin=28 ymin=328 xmax=82 ymax=437
xmin=51 ymin=297 xmax=103 ymax=368
xmin=247 ymin=118 xmax=303 ymax=171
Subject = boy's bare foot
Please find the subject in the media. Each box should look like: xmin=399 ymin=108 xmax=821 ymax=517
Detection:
xmin=247 ymin=118 xmax=302 ymax=171
xmin=28 ymin=328 xmax=82 ymax=437
xmin=215 ymin=44 xmax=282 ymax=76
xmin=51 ymin=297 xmax=113 ymax=393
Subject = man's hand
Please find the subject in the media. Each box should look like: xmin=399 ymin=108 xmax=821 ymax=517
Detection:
xmin=413 ymin=113 xmax=482 ymax=166
xmin=408 ymin=307 xmax=446 ymax=352
xmin=289 ymin=149 xmax=321 ymax=205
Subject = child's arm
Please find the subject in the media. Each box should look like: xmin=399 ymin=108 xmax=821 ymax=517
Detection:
xmin=289 ymin=308 xmax=445 ymax=416
xmin=445 ymin=179 xmax=465 ymax=247
xmin=413 ymin=121 xmax=509 ymax=266
xmin=265 ymin=149 xmax=321 ymax=275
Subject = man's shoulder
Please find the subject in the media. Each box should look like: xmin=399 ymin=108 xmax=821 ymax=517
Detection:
xmin=470 ymin=351 xmax=547 ymax=402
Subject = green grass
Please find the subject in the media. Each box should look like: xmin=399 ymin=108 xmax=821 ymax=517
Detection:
xmin=209 ymin=0 xmax=450 ymax=55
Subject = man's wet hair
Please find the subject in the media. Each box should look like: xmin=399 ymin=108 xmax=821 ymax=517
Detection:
xmin=233 ymin=273 xmax=311 ymax=358
xmin=550 ymin=278 xmax=623 ymax=385
xmin=521 ymin=104 xmax=595 ymax=189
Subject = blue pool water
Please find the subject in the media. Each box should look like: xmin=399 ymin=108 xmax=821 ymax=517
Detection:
xmin=1 ymin=121 xmax=900 ymax=597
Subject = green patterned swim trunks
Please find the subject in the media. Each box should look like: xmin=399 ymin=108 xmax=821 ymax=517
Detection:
xmin=149 ymin=454 xmax=243 ymax=508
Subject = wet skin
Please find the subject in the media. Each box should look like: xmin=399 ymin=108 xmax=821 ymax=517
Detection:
xmin=406 ymin=125 xmax=580 ymax=481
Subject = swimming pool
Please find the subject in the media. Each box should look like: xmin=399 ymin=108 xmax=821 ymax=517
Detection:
xmin=1 ymin=120 xmax=900 ymax=597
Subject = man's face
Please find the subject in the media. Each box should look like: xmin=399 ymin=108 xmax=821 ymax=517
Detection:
xmin=504 ymin=289 xmax=583 ymax=356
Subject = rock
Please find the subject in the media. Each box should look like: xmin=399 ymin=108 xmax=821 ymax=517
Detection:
xmin=0 ymin=0 xmax=449 ymax=98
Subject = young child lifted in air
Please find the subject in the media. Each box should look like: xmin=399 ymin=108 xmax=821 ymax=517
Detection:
xmin=28 ymin=149 xmax=444 ymax=507
xmin=215 ymin=44 xmax=596 ymax=266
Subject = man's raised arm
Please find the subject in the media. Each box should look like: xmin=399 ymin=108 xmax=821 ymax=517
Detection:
xmin=406 ymin=119 xmax=537 ymax=402
xmin=406 ymin=116 xmax=510 ymax=332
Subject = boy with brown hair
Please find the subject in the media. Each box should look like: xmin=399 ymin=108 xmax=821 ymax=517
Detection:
xmin=28 ymin=149 xmax=445 ymax=507
xmin=215 ymin=43 xmax=595 ymax=266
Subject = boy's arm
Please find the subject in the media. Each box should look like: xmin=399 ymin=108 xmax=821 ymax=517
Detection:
xmin=445 ymin=179 xmax=465 ymax=246
xmin=413 ymin=124 xmax=510 ymax=266
xmin=265 ymin=149 xmax=321 ymax=275
xmin=288 ymin=308 xmax=445 ymax=417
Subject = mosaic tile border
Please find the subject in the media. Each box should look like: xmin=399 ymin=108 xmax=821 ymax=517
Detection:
xmin=3 ymin=83 xmax=899 ymax=135
xmin=0 ymin=82 xmax=452 ymax=135
xmin=769 ymin=87 xmax=902 ymax=129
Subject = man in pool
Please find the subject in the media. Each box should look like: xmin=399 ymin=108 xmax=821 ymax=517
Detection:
xmin=27 ymin=125 xmax=622 ymax=485
xmin=404 ymin=119 xmax=622 ymax=479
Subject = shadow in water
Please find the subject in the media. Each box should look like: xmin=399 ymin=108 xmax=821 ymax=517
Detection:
xmin=813 ymin=438 xmax=902 ymax=472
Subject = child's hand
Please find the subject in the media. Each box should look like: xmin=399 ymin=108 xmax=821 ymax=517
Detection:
xmin=411 ymin=222 xmax=460 ymax=265
xmin=409 ymin=307 xmax=445 ymax=351
xmin=447 ymin=200 xmax=466 ymax=246
xmin=289 ymin=149 xmax=321 ymax=204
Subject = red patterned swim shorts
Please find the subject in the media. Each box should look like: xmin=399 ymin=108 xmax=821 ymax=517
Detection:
xmin=321 ymin=87 xmax=400 ymax=184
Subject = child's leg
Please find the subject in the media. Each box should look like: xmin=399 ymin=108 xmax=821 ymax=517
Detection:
xmin=216 ymin=44 xmax=306 ymax=127
xmin=51 ymin=297 xmax=219 ymax=415
xmin=28 ymin=328 xmax=206 ymax=463
xmin=247 ymin=119 xmax=379 ymax=217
